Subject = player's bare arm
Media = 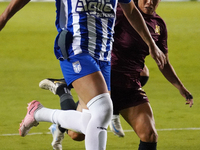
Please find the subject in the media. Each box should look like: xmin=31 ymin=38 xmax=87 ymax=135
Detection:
xmin=159 ymin=53 xmax=193 ymax=107
xmin=119 ymin=1 xmax=166 ymax=69
xmin=0 ymin=0 xmax=30 ymax=31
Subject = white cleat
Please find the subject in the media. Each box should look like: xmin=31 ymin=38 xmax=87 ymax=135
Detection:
xmin=109 ymin=115 xmax=125 ymax=137
xmin=39 ymin=78 xmax=66 ymax=95
xmin=49 ymin=124 xmax=64 ymax=150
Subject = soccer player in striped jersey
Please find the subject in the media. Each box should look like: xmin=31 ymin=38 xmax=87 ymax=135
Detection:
xmin=0 ymin=0 xmax=167 ymax=149
xmin=37 ymin=1 xmax=194 ymax=150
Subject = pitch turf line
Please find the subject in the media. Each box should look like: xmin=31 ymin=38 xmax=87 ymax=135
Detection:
xmin=1 ymin=128 xmax=200 ymax=136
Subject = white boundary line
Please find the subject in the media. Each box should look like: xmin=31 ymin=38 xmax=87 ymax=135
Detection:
xmin=126 ymin=127 xmax=200 ymax=132
xmin=1 ymin=128 xmax=200 ymax=136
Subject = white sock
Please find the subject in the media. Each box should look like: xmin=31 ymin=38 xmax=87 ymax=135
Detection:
xmin=34 ymin=107 xmax=91 ymax=134
xmin=56 ymin=109 xmax=91 ymax=134
xmin=81 ymin=109 xmax=91 ymax=134
xmin=85 ymin=93 xmax=113 ymax=150
xmin=34 ymin=107 xmax=57 ymax=123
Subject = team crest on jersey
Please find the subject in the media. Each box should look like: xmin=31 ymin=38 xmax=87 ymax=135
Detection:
xmin=155 ymin=25 xmax=160 ymax=35
xmin=73 ymin=61 xmax=82 ymax=73
xmin=76 ymin=0 xmax=114 ymax=18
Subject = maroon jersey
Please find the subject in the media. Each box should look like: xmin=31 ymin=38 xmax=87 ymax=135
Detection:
xmin=111 ymin=5 xmax=168 ymax=88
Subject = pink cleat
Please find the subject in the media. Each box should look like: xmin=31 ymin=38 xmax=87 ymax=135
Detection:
xmin=19 ymin=100 xmax=43 ymax=137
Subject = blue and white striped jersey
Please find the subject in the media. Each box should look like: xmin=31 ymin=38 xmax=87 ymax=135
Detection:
xmin=54 ymin=0 xmax=130 ymax=61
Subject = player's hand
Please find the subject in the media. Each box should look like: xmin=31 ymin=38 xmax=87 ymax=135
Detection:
xmin=149 ymin=44 xmax=166 ymax=69
xmin=180 ymin=88 xmax=193 ymax=107
xmin=185 ymin=93 xmax=193 ymax=107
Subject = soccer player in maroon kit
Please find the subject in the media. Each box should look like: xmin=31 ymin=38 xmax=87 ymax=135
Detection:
xmin=110 ymin=0 xmax=193 ymax=149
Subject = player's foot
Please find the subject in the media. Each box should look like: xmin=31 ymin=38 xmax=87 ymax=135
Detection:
xmin=19 ymin=100 xmax=43 ymax=137
xmin=49 ymin=124 xmax=64 ymax=150
xmin=109 ymin=115 xmax=125 ymax=137
xmin=39 ymin=78 xmax=66 ymax=95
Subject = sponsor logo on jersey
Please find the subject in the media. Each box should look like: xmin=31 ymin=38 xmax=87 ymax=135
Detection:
xmin=155 ymin=25 xmax=160 ymax=35
xmin=76 ymin=0 xmax=114 ymax=18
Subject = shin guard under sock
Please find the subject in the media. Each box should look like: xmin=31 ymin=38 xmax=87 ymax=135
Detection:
xmin=58 ymin=86 xmax=77 ymax=133
xmin=85 ymin=93 xmax=113 ymax=150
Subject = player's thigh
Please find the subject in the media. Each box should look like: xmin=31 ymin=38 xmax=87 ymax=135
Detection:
xmin=77 ymin=97 xmax=88 ymax=110
xmin=120 ymin=102 xmax=157 ymax=142
xmin=73 ymin=71 xmax=108 ymax=104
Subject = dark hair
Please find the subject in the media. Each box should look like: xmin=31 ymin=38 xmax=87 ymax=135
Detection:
xmin=133 ymin=0 xmax=138 ymax=5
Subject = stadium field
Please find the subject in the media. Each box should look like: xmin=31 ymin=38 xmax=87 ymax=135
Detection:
xmin=0 ymin=1 xmax=200 ymax=150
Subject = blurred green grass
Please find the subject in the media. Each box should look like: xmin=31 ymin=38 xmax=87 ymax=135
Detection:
xmin=0 ymin=1 xmax=200 ymax=150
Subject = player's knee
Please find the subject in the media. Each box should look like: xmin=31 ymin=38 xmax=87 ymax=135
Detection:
xmin=149 ymin=130 xmax=158 ymax=142
xmin=140 ymin=129 xmax=158 ymax=143
xmin=87 ymin=93 xmax=113 ymax=127
xmin=68 ymin=130 xmax=85 ymax=141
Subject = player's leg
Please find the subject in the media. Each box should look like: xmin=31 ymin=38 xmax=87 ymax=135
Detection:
xmin=72 ymin=73 xmax=112 ymax=148
xmin=120 ymin=102 xmax=157 ymax=150
xmin=67 ymin=102 xmax=85 ymax=141
xmin=109 ymin=65 xmax=149 ymax=137
xmin=19 ymin=54 xmax=112 ymax=150
xmin=111 ymin=85 xmax=157 ymax=150
xmin=19 ymin=95 xmax=110 ymax=150
xmin=61 ymin=53 xmax=113 ymax=150
xmin=19 ymin=88 xmax=109 ymax=140
xmin=110 ymin=65 xmax=149 ymax=138
xmin=39 ymin=78 xmax=83 ymax=150
xmin=19 ymin=100 xmax=90 ymax=136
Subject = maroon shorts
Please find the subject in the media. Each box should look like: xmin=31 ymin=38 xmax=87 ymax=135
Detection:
xmin=111 ymin=86 xmax=149 ymax=114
